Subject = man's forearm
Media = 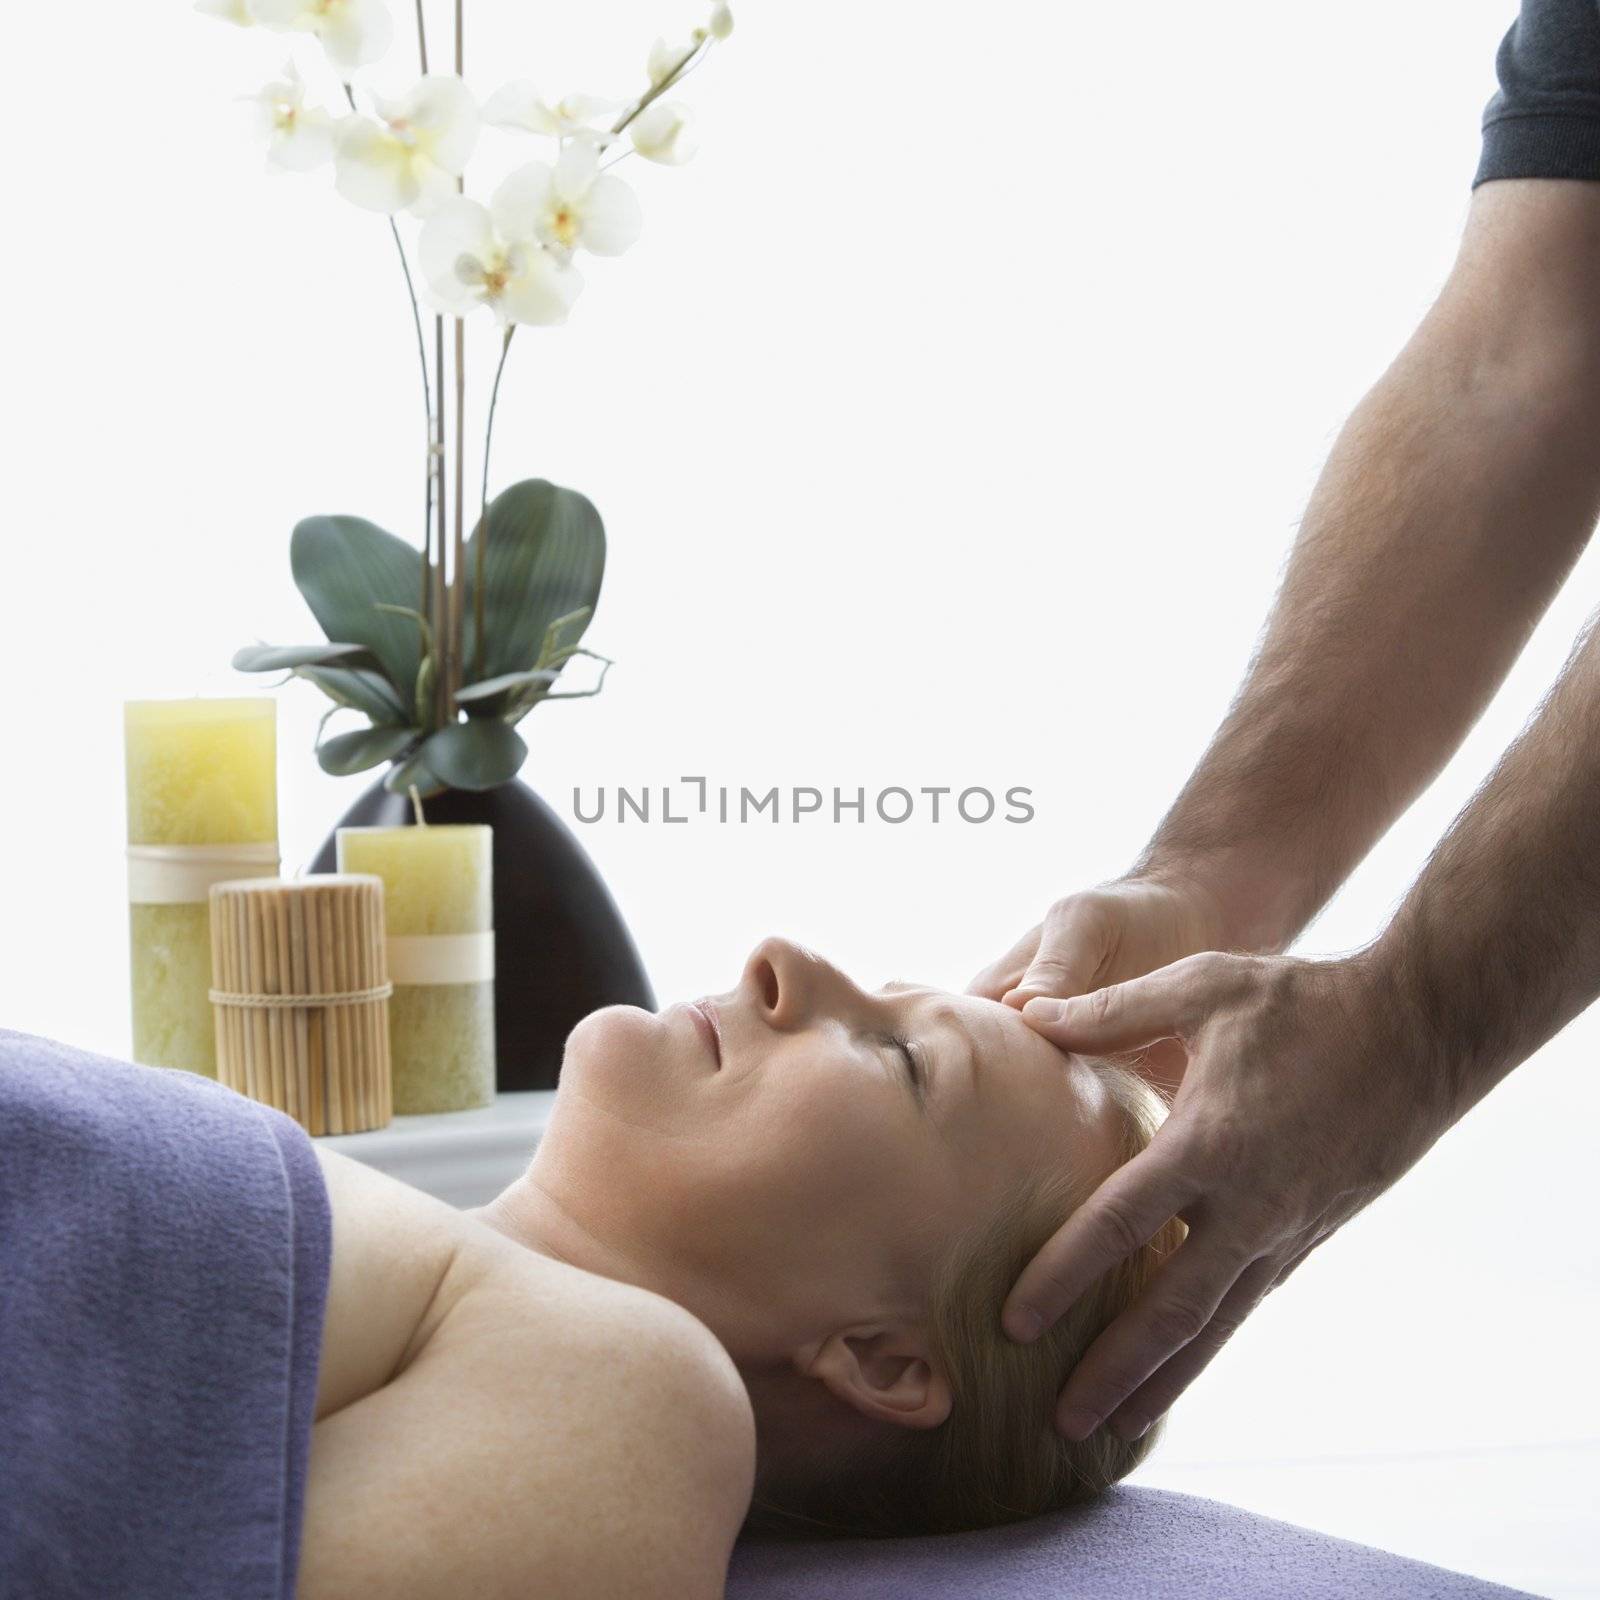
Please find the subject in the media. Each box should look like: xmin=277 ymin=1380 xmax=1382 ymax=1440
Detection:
xmin=1368 ymin=605 xmax=1600 ymax=1119
xmin=1137 ymin=182 xmax=1600 ymax=953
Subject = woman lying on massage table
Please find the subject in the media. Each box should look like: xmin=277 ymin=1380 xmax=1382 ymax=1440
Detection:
xmin=296 ymin=935 xmax=1184 ymax=1599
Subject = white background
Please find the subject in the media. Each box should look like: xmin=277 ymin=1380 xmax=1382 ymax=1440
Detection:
xmin=3 ymin=1 xmax=1597 ymax=1593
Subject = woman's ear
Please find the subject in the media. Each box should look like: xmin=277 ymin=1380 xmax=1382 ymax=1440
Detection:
xmin=804 ymin=1324 xmax=952 ymax=1430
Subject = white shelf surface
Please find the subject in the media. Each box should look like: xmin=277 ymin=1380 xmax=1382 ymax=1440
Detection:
xmin=318 ymin=1091 xmax=556 ymax=1209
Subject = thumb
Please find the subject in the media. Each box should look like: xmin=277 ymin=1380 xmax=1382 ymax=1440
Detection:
xmin=1020 ymin=962 xmax=1204 ymax=1054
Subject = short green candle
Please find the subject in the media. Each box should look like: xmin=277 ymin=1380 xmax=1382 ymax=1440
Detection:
xmin=336 ymin=824 xmax=496 ymax=1113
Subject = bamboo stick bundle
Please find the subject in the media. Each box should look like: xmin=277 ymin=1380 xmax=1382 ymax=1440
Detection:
xmin=208 ymin=875 xmax=393 ymax=1135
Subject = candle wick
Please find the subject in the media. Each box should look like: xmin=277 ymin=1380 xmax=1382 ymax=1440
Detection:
xmin=409 ymin=784 xmax=427 ymax=827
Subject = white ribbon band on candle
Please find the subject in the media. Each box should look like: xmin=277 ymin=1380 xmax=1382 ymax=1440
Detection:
xmin=386 ymin=932 xmax=497 ymax=986
xmin=127 ymin=842 xmax=281 ymax=906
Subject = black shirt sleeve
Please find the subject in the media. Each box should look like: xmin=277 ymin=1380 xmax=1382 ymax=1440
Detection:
xmin=1474 ymin=0 xmax=1600 ymax=185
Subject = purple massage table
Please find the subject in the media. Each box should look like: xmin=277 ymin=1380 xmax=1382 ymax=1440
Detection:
xmin=725 ymin=1484 xmax=1540 ymax=1599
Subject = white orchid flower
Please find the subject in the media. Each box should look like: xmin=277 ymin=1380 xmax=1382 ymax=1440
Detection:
xmin=709 ymin=3 xmax=733 ymax=40
xmin=482 ymin=81 xmax=620 ymax=146
xmin=629 ymin=101 xmax=696 ymax=165
xmin=418 ymin=191 xmax=584 ymax=326
xmin=196 ymin=0 xmax=255 ymax=25
xmin=248 ymin=60 xmax=336 ymax=171
xmin=334 ymin=75 xmax=480 ymax=215
xmin=252 ymin=0 xmax=393 ymax=75
xmin=492 ymin=143 xmax=642 ymax=263
xmin=647 ymin=37 xmax=695 ymax=87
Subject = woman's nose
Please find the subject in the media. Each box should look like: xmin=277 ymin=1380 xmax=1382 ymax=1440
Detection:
xmin=743 ymin=935 xmax=844 ymax=1030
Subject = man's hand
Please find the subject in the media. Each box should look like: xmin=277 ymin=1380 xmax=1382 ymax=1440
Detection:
xmin=967 ymin=877 xmax=1229 ymax=1006
xmin=967 ymin=876 xmax=1230 ymax=1093
xmin=1003 ymin=950 xmax=1453 ymax=1444
xmin=972 ymin=178 xmax=1600 ymax=1451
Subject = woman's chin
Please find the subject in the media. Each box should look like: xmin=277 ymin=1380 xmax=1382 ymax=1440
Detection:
xmin=550 ymin=1004 xmax=702 ymax=1149
xmin=560 ymin=1003 xmax=670 ymax=1088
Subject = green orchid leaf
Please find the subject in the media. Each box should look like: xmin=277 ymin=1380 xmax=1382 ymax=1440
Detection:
xmin=383 ymin=743 xmax=447 ymax=800
xmin=460 ymin=480 xmax=605 ymax=682
xmin=297 ymin=664 xmax=411 ymax=726
xmin=291 ymin=514 xmax=426 ymax=695
xmin=233 ymin=642 xmax=380 ymax=673
xmin=315 ymin=725 xmax=417 ymax=777
xmin=501 ymin=648 xmax=612 ymax=722
xmin=454 ymin=667 xmax=560 ymax=719
xmin=454 ymin=668 xmax=560 ymax=704
xmin=418 ymin=719 xmax=528 ymax=791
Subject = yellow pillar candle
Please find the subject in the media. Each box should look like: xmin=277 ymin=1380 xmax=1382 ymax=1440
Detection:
xmin=336 ymin=824 xmax=495 ymax=1113
xmin=125 ymin=697 xmax=279 ymax=1077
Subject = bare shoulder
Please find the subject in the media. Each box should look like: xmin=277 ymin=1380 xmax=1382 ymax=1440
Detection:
xmin=308 ymin=1143 xmax=476 ymax=1421
xmin=473 ymin=1257 xmax=759 ymax=1598
xmin=297 ymin=1192 xmax=755 ymax=1600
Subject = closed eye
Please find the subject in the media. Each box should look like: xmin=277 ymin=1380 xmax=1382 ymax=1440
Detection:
xmin=885 ymin=1032 xmax=924 ymax=1105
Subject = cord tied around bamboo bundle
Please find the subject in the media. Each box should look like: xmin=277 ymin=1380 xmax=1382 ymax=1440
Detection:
xmin=209 ymin=873 xmax=393 ymax=1135
xmin=208 ymin=983 xmax=394 ymax=1009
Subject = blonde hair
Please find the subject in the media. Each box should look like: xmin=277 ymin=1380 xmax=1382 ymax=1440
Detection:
xmin=740 ymin=1060 xmax=1185 ymax=1540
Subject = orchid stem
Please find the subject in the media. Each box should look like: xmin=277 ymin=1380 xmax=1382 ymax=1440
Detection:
xmin=344 ymin=80 xmax=435 ymax=629
xmin=411 ymin=0 xmax=431 ymax=641
xmin=398 ymin=4 xmax=448 ymax=730
xmin=452 ymin=316 xmax=465 ymax=708
xmin=474 ymin=325 xmax=515 ymax=683
xmin=433 ymin=314 xmax=447 ymax=728
xmin=611 ymin=39 xmax=709 ymax=138
xmin=386 ymin=219 xmax=433 ymax=622
xmin=446 ymin=0 xmax=466 ymax=714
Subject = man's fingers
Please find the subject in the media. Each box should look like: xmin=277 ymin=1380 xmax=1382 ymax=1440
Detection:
xmin=1003 ymin=1146 xmax=1198 ymax=1345
xmin=1102 ymin=1255 xmax=1280 ymax=1442
xmin=1052 ymin=1231 xmax=1256 ymax=1441
xmin=1020 ymin=952 xmax=1232 ymax=1054
xmin=1001 ymin=897 xmax=1109 ymax=1006
xmin=965 ymin=924 xmax=1042 ymax=999
xmin=1020 ymin=972 xmax=1181 ymax=1055
xmin=1272 ymin=1236 xmax=1321 ymax=1289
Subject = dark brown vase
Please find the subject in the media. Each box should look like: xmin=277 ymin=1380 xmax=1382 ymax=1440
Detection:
xmin=308 ymin=774 xmax=655 ymax=1090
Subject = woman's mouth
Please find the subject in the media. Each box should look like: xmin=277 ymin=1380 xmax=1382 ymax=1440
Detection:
xmin=687 ymin=998 xmax=722 ymax=1069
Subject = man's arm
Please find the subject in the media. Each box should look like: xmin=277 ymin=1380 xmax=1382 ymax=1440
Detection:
xmin=1378 ymin=602 xmax=1600 ymax=1120
xmin=1138 ymin=178 xmax=1600 ymax=955
xmin=1003 ymin=594 xmax=1600 ymax=1438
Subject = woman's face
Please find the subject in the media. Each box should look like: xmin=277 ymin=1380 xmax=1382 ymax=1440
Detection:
xmin=523 ymin=935 xmax=1126 ymax=1419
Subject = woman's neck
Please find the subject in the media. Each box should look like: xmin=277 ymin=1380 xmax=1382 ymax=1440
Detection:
xmin=465 ymin=1175 xmax=607 ymax=1275
xmin=466 ymin=1171 xmax=800 ymax=1378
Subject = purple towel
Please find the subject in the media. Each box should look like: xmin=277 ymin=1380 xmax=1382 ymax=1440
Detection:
xmin=0 ymin=1028 xmax=331 ymax=1600
xmin=727 ymin=1484 xmax=1542 ymax=1599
